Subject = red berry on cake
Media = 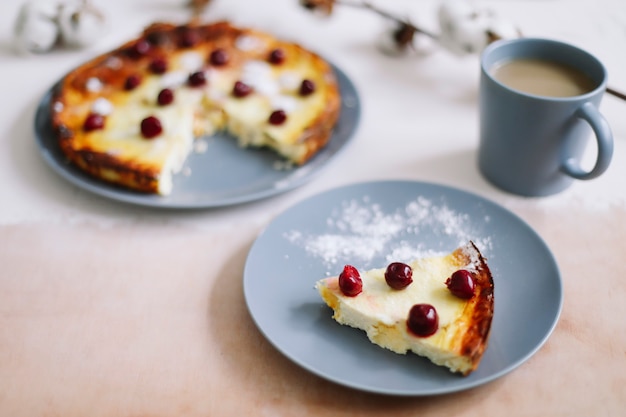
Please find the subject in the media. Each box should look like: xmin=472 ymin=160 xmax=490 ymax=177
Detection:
xmin=384 ymin=262 xmax=413 ymax=290
xmin=446 ymin=270 xmax=475 ymax=299
xmin=127 ymin=39 xmax=150 ymax=59
xmin=407 ymin=304 xmax=439 ymax=337
xmin=268 ymin=48 xmax=286 ymax=64
xmin=140 ymin=116 xmax=163 ymax=139
xmin=338 ymin=265 xmax=362 ymax=297
xmin=83 ymin=113 xmax=105 ymax=131
xmin=157 ymin=88 xmax=174 ymax=105
xmin=179 ymin=28 xmax=199 ymax=47
xmin=149 ymin=57 xmax=168 ymax=74
xmin=188 ymin=71 xmax=207 ymax=87
xmin=209 ymin=48 xmax=229 ymax=66
xmin=232 ymin=81 xmax=253 ymax=97
xmin=299 ymin=79 xmax=316 ymax=96
xmin=124 ymin=74 xmax=142 ymax=91
xmin=268 ymin=109 xmax=287 ymax=125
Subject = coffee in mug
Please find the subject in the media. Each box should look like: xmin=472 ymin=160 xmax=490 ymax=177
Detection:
xmin=490 ymin=58 xmax=597 ymax=98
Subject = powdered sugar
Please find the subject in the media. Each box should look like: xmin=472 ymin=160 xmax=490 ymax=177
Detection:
xmin=284 ymin=195 xmax=492 ymax=271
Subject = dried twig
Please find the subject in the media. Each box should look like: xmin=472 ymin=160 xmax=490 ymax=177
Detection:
xmin=300 ymin=0 xmax=626 ymax=102
xmin=607 ymin=87 xmax=626 ymax=102
xmin=300 ymin=0 xmax=436 ymax=52
xmin=337 ymin=0 xmax=438 ymax=40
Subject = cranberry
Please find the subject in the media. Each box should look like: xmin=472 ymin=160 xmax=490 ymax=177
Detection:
xmin=338 ymin=265 xmax=362 ymax=297
xmin=268 ymin=48 xmax=286 ymax=65
xmin=384 ymin=262 xmax=413 ymax=290
xmin=209 ymin=49 xmax=229 ymax=66
xmin=445 ymin=270 xmax=476 ymax=299
xmin=124 ymin=74 xmax=142 ymax=91
xmin=157 ymin=88 xmax=174 ymax=105
xmin=299 ymin=79 xmax=316 ymax=96
xmin=187 ymin=71 xmax=207 ymax=87
xmin=407 ymin=304 xmax=439 ymax=337
xmin=179 ymin=29 xmax=199 ymax=47
xmin=140 ymin=116 xmax=162 ymax=139
xmin=128 ymin=39 xmax=150 ymax=59
xmin=232 ymin=81 xmax=253 ymax=98
xmin=83 ymin=113 xmax=105 ymax=131
xmin=268 ymin=110 xmax=287 ymax=125
xmin=149 ymin=57 xmax=168 ymax=74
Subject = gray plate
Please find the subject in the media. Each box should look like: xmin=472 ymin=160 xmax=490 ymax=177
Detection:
xmin=244 ymin=180 xmax=563 ymax=396
xmin=33 ymin=64 xmax=360 ymax=209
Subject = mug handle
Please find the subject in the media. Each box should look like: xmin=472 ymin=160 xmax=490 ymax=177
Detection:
xmin=561 ymin=102 xmax=614 ymax=180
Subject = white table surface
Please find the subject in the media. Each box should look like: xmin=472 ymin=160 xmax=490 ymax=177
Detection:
xmin=1 ymin=1 xmax=625 ymax=416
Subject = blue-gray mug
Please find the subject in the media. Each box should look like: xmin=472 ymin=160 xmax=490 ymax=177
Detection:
xmin=478 ymin=38 xmax=613 ymax=197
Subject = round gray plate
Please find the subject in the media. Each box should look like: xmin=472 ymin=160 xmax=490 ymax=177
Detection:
xmin=34 ymin=64 xmax=360 ymax=209
xmin=244 ymin=180 xmax=563 ymax=396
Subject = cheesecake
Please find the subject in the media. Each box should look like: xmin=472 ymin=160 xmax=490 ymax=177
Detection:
xmin=315 ymin=241 xmax=494 ymax=376
xmin=51 ymin=21 xmax=341 ymax=195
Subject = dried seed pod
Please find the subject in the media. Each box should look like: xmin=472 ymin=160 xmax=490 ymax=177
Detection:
xmin=377 ymin=21 xmax=418 ymax=56
xmin=299 ymin=0 xmax=335 ymax=17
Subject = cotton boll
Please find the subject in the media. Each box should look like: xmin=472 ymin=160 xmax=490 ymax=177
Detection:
xmin=13 ymin=0 xmax=61 ymax=54
xmin=437 ymin=0 xmax=519 ymax=56
xmin=438 ymin=0 xmax=491 ymax=55
xmin=58 ymin=1 xmax=107 ymax=48
xmin=438 ymin=18 xmax=491 ymax=56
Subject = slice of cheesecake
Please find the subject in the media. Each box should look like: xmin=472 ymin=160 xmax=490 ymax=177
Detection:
xmin=315 ymin=241 xmax=494 ymax=376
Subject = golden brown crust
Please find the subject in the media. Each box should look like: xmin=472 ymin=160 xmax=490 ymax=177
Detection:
xmin=51 ymin=20 xmax=341 ymax=194
xmin=451 ymin=241 xmax=495 ymax=375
